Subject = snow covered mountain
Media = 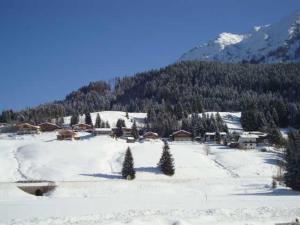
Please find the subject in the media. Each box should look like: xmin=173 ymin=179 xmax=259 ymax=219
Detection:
xmin=180 ymin=10 xmax=300 ymax=63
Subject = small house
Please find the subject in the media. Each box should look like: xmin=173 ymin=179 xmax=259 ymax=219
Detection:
xmin=248 ymin=131 xmax=268 ymax=144
xmin=143 ymin=131 xmax=159 ymax=140
xmin=38 ymin=122 xmax=61 ymax=132
xmin=205 ymin=132 xmax=216 ymax=142
xmin=92 ymin=128 xmax=112 ymax=136
xmin=16 ymin=123 xmax=40 ymax=135
xmin=171 ymin=130 xmax=192 ymax=141
xmin=126 ymin=137 xmax=135 ymax=143
xmin=73 ymin=123 xmax=92 ymax=132
xmin=238 ymin=133 xmax=258 ymax=149
xmin=57 ymin=129 xmax=78 ymax=140
xmin=122 ymin=127 xmax=133 ymax=137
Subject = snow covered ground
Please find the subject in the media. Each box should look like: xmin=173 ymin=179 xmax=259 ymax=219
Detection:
xmin=0 ymin=132 xmax=299 ymax=225
xmin=63 ymin=111 xmax=147 ymax=128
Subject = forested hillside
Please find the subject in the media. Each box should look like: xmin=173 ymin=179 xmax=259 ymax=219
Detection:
xmin=1 ymin=61 xmax=300 ymax=132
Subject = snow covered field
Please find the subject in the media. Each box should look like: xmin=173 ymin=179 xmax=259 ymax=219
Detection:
xmin=0 ymin=132 xmax=299 ymax=225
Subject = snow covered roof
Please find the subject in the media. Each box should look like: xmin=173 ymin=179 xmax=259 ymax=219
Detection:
xmin=93 ymin=128 xmax=111 ymax=131
xmin=127 ymin=137 xmax=135 ymax=140
xmin=205 ymin=132 xmax=216 ymax=136
xmin=240 ymin=134 xmax=259 ymax=139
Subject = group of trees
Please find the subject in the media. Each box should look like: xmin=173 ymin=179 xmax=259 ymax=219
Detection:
xmin=69 ymin=112 xmax=110 ymax=128
xmin=2 ymin=62 xmax=300 ymax=132
xmin=285 ymin=129 xmax=300 ymax=191
xmin=121 ymin=141 xmax=175 ymax=180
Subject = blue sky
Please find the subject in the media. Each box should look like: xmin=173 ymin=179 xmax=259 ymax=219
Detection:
xmin=0 ymin=0 xmax=299 ymax=111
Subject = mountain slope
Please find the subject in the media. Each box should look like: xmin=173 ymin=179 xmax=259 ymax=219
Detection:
xmin=180 ymin=10 xmax=300 ymax=63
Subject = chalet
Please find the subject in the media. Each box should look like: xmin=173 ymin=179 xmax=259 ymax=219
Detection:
xmin=92 ymin=128 xmax=112 ymax=136
xmin=143 ymin=131 xmax=159 ymax=140
xmin=122 ymin=127 xmax=133 ymax=137
xmin=126 ymin=136 xmax=135 ymax=143
xmin=205 ymin=132 xmax=215 ymax=142
xmin=38 ymin=122 xmax=61 ymax=132
xmin=248 ymin=131 xmax=268 ymax=144
xmin=238 ymin=133 xmax=258 ymax=149
xmin=73 ymin=123 xmax=92 ymax=132
xmin=57 ymin=129 xmax=78 ymax=140
xmin=16 ymin=123 xmax=40 ymax=135
xmin=171 ymin=130 xmax=192 ymax=141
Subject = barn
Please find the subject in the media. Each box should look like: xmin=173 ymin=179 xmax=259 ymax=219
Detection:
xmin=16 ymin=123 xmax=40 ymax=135
xmin=39 ymin=122 xmax=61 ymax=132
xmin=171 ymin=130 xmax=192 ymax=141
xmin=57 ymin=129 xmax=78 ymax=140
xmin=143 ymin=131 xmax=159 ymax=140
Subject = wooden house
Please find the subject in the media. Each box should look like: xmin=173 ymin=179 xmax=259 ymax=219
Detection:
xmin=38 ymin=122 xmax=61 ymax=132
xmin=205 ymin=132 xmax=216 ymax=142
xmin=238 ymin=133 xmax=258 ymax=149
xmin=171 ymin=130 xmax=192 ymax=141
xmin=92 ymin=128 xmax=112 ymax=136
xmin=143 ymin=131 xmax=159 ymax=140
xmin=73 ymin=123 xmax=92 ymax=132
xmin=126 ymin=137 xmax=135 ymax=143
xmin=16 ymin=123 xmax=40 ymax=135
xmin=57 ymin=129 xmax=78 ymax=140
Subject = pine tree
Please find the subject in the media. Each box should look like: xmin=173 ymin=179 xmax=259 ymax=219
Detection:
xmin=85 ymin=112 xmax=92 ymax=126
xmin=95 ymin=113 xmax=101 ymax=128
xmin=70 ymin=114 xmax=79 ymax=126
xmin=158 ymin=141 xmax=175 ymax=176
xmin=285 ymin=129 xmax=300 ymax=190
xmin=115 ymin=119 xmax=125 ymax=137
xmin=215 ymin=131 xmax=221 ymax=144
xmin=131 ymin=121 xmax=139 ymax=139
xmin=125 ymin=111 xmax=129 ymax=119
xmin=105 ymin=121 xmax=110 ymax=128
xmin=268 ymin=126 xmax=284 ymax=146
xmin=121 ymin=147 xmax=135 ymax=180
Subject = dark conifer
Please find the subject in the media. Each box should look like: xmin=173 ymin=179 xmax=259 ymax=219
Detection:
xmin=85 ymin=112 xmax=93 ymax=126
xmin=122 ymin=147 xmax=135 ymax=180
xmin=158 ymin=141 xmax=175 ymax=176
xmin=70 ymin=114 xmax=79 ymax=126
xmin=131 ymin=121 xmax=139 ymax=139
xmin=95 ymin=113 xmax=101 ymax=128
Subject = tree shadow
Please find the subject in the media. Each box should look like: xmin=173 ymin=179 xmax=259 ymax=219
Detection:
xmin=234 ymin=188 xmax=300 ymax=196
xmin=80 ymin=173 xmax=122 ymax=180
xmin=135 ymin=166 xmax=162 ymax=175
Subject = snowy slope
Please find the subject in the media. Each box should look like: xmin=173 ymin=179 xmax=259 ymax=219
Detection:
xmin=63 ymin=111 xmax=147 ymax=128
xmin=180 ymin=10 xmax=300 ymax=63
xmin=0 ymin=127 xmax=299 ymax=225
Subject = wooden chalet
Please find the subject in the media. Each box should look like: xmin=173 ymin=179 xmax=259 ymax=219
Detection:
xmin=38 ymin=122 xmax=61 ymax=132
xmin=205 ymin=132 xmax=216 ymax=142
xmin=238 ymin=133 xmax=258 ymax=149
xmin=171 ymin=130 xmax=192 ymax=141
xmin=73 ymin=123 xmax=92 ymax=132
xmin=57 ymin=129 xmax=78 ymax=140
xmin=16 ymin=123 xmax=40 ymax=135
xmin=143 ymin=131 xmax=159 ymax=140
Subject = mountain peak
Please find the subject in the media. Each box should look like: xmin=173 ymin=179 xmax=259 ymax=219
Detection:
xmin=180 ymin=10 xmax=300 ymax=63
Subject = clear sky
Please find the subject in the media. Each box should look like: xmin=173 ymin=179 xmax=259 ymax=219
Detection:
xmin=0 ymin=0 xmax=299 ymax=111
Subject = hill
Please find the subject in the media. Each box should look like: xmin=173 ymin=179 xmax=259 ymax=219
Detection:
xmin=1 ymin=61 xmax=300 ymax=133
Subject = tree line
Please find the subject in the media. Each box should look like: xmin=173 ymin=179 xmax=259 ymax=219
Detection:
xmin=1 ymin=61 xmax=300 ymax=132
